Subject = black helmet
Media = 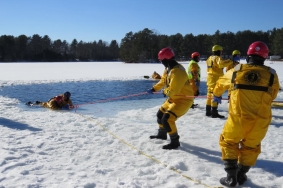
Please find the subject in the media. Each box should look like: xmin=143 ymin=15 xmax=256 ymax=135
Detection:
xmin=64 ymin=91 xmax=71 ymax=98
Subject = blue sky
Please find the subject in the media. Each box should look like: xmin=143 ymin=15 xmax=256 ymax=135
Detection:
xmin=1 ymin=0 xmax=282 ymax=44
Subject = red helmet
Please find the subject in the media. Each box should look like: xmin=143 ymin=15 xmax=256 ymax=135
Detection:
xmin=191 ymin=52 xmax=200 ymax=58
xmin=158 ymin=47 xmax=175 ymax=60
xmin=55 ymin=96 xmax=63 ymax=103
xmin=247 ymin=41 xmax=269 ymax=59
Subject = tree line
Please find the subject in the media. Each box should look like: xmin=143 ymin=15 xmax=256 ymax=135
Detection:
xmin=120 ymin=28 xmax=283 ymax=63
xmin=0 ymin=34 xmax=119 ymax=62
xmin=0 ymin=27 xmax=283 ymax=62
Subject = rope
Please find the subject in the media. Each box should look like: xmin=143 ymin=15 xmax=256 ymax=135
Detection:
xmin=72 ymin=91 xmax=281 ymax=111
xmin=73 ymin=92 xmax=149 ymax=112
xmin=77 ymin=92 xmax=148 ymax=106
xmin=77 ymin=113 xmax=223 ymax=188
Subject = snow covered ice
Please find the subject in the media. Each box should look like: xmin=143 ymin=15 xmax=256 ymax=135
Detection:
xmin=0 ymin=60 xmax=283 ymax=188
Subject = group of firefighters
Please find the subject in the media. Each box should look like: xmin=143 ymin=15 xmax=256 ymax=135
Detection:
xmin=31 ymin=41 xmax=279 ymax=187
xmin=147 ymin=41 xmax=280 ymax=187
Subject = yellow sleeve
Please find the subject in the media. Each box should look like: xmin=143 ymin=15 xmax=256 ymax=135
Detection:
xmin=217 ymin=58 xmax=233 ymax=69
xmin=213 ymin=69 xmax=234 ymax=97
xmin=62 ymin=99 xmax=73 ymax=106
xmin=226 ymin=64 xmax=233 ymax=72
xmin=153 ymin=69 xmax=167 ymax=91
xmin=68 ymin=99 xmax=73 ymax=106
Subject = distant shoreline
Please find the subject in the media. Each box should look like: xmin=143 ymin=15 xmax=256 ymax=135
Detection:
xmin=0 ymin=60 xmax=283 ymax=64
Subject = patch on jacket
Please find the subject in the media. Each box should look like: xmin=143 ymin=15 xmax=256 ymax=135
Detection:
xmin=244 ymin=71 xmax=261 ymax=85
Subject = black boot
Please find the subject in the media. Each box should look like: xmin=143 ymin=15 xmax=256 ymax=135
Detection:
xmin=237 ymin=164 xmax=250 ymax=185
xmin=206 ymin=105 xmax=211 ymax=116
xmin=150 ymin=128 xmax=167 ymax=140
xmin=211 ymin=107 xmax=225 ymax=118
xmin=26 ymin=101 xmax=33 ymax=106
xmin=220 ymin=159 xmax=238 ymax=187
xmin=191 ymin=103 xmax=198 ymax=109
xmin=162 ymin=135 xmax=180 ymax=150
xmin=35 ymin=101 xmax=41 ymax=104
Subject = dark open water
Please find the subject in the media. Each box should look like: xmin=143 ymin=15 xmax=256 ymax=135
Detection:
xmin=0 ymin=80 xmax=207 ymax=107
xmin=1 ymin=75 xmax=280 ymax=119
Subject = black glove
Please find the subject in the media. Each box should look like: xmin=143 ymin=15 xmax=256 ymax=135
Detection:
xmin=160 ymin=89 xmax=167 ymax=97
xmin=194 ymin=90 xmax=200 ymax=96
xmin=147 ymin=88 xmax=155 ymax=94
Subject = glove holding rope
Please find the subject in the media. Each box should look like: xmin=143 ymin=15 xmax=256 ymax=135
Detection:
xmin=147 ymin=88 xmax=155 ymax=94
xmin=161 ymin=89 xmax=166 ymax=97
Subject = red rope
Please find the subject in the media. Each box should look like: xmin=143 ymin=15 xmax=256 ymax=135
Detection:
xmin=73 ymin=92 xmax=149 ymax=112
xmin=72 ymin=91 xmax=282 ymax=112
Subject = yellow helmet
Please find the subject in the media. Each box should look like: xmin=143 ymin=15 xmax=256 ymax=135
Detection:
xmin=232 ymin=50 xmax=241 ymax=56
xmin=212 ymin=45 xmax=223 ymax=51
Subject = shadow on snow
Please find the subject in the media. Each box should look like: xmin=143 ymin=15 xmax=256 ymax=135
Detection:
xmin=0 ymin=117 xmax=42 ymax=131
xmin=180 ymin=143 xmax=283 ymax=179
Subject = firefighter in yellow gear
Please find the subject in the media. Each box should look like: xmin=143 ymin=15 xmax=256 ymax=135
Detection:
xmin=213 ymin=41 xmax=280 ymax=187
xmin=186 ymin=52 xmax=201 ymax=96
xmin=34 ymin=92 xmax=73 ymax=110
xmin=187 ymin=52 xmax=201 ymax=109
xmin=206 ymin=45 xmax=233 ymax=118
xmin=48 ymin=91 xmax=74 ymax=109
xmin=147 ymin=47 xmax=194 ymax=150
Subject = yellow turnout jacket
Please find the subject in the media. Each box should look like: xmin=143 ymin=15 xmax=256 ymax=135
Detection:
xmin=153 ymin=64 xmax=194 ymax=101
xmin=214 ymin=64 xmax=280 ymax=165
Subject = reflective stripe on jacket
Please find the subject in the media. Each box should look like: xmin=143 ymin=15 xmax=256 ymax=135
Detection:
xmin=186 ymin=60 xmax=200 ymax=93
